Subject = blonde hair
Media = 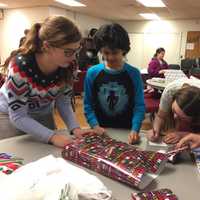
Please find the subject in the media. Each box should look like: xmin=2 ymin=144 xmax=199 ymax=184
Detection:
xmin=21 ymin=16 xmax=81 ymax=54
xmin=2 ymin=16 xmax=82 ymax=84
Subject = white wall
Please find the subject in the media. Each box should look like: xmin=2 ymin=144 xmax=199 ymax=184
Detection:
xmin=118 ymin=19 xmax=200 ymax=68
xmin=126 ymin=32 xmax=182 ymax=69
xmin=48 ymin=6 xmax=74 ymax=21
xmin=0 ymin=7 xmax=49 ymax=63
xmin=75 ymin=13 xmax=110 ymax=36
xmin=49 ymin=6 xmax=110 ymax=36
xmin=0 ymin=6 xmax=110 ymax=63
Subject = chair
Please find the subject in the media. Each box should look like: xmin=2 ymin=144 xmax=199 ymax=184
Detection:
xmin=181 ymin=58 xmax=196 ymax=76
xmin=168 ymin=64 xmax=180 ymax=70
xmin=71 ymin=71 xmax=87 ymax=111
xmin=141 ymin=72 xmax=150 ymax=89
xmin=144 ymin=92 xmax=160 ymax=121
xmin=190 ymin=67 xmax=200 ymax=79
xmin=73 ymin=71 xmax=87 ymax=96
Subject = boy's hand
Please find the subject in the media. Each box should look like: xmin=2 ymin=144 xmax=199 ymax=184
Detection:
xmin=128 ymin=131 xmax=140 ymax=144
xmin=72 ymin=128 xmax=90 ymax=138
xmin=93 ymin=125 xmax=106 ymax=135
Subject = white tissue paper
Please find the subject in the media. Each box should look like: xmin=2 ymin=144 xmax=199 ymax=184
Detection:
xmin=0 ymin=155 xmax=112 ymax=200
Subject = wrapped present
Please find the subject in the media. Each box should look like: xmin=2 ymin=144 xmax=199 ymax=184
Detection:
xmin=132 ymin=188 xmax=178 ymax=200
xmin=0 ymin=153 xmax=23 ymax=174
xmin=62 ymin=133 xmax=168 ymax=189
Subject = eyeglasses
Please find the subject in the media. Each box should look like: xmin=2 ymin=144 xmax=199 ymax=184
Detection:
xmin=60 ymin=47 xmax=81 ymax=57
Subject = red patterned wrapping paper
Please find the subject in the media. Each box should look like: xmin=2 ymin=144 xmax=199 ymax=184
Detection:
xmin=132 ymin=189 xmax=178 ymax=200
xmin=0 ymin=153 xmax=23 ymax=174
xmin=62 ymin=133 xmax=168 ymax=189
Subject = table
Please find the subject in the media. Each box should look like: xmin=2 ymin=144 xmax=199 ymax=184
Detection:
xmin=0 ymin=129 xmax=199 ymax=200
xmin=146 ymin=78 xmax=167 ymax=91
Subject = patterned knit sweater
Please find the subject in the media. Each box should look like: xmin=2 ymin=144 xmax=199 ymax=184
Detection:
xmin=0 ymin=54 xmax=79 ymax=142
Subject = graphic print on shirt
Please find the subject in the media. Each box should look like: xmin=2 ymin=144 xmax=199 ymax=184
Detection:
xmin=98 ymin=82 xmax=128 ymax=116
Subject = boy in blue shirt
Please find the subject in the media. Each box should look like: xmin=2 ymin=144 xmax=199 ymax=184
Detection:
xmin=84 ymin=23 xmax=145 ymax=144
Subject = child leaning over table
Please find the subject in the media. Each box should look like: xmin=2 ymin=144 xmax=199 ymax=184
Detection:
xmin=0 ymin=16 xmax=90 ymax=147
xmin=84 ymin=23 xmax=145 ymax=144
xmin=147 ymin=78 xmax=200 ymax=144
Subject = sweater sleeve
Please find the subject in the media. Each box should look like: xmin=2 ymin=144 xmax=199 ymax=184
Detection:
xmin=84 ymin=66 xmax=100 ymax=128
xmin=6 ymin=65 xmax=55 ymax=143
xmin=127 ymin=66 xmax=145 ymax=133
xmin=55 ymin=88 xmax=80 ymax=131
xmin=148 ymin=59 xmax=160 ymax=77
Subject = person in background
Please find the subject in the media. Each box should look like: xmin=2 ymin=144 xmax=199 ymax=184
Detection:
xmin=147 ymin=78 xmax=200 ymax=144
xmin=77 ymin=28 xmax=99 ymax=71
xmin=0 ymin=16 xmax=89 ymax=147
xmin=19 ymin=29 xmax=30 ymax=47
xmin=148 ymin=47 xmax=168 ymax=78
xmin=84 ymin=23 xmax=145 ymax=144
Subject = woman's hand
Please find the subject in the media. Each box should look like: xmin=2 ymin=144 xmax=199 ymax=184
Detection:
xmin=128 ymin=131 xmax=140 ymax=144
xmin=159 ymin=69 xmax=166 ymax=74
xmin=49 ymin=134 xmax=72 ymax=148
xmin=93 ymin=125 xmax=106 ymax=135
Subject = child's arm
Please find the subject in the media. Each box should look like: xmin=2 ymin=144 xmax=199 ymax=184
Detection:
xmin=6 ymin=75 xmax=55 ymax=143
xmin=56 ymin=88 xmax=80 ymax=132
xmin=131 ymin=70 xmax=145 ymax=134
xmin=83 ymin=69 xmax=99 ymax=128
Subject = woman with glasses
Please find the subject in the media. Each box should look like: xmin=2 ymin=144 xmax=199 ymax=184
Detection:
xmin=147 ymin=78 xmax=200 ymax=144
xmin=0 ymin=16 xmax=87 ymax=147
xmin=84 ymin=23 xmax=145 ymax=144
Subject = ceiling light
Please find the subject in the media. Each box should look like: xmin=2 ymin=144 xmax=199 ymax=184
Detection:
xmin=139 ymin=13 xmax=160 ymax=20
xmin=55 ymin=0 xmax=86 ymax=7
xmin=0 ymin=3 xmax=8 ymax=8
xmin=136 ymin=0 xmax=166 ymax=7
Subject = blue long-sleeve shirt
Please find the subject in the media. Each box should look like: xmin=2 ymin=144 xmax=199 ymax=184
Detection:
xmin=84 ymin=63 xmax=145 ymax=133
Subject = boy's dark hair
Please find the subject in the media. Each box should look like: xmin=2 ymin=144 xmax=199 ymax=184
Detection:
xmin=94 ymin=23 xmax=130 ymax=55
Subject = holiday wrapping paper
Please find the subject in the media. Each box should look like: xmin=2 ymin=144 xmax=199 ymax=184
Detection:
xmin=132 ymin=188 xmax=178 ymax=200
xmin=0 ymin=153 xmax=23 ymax=174
xmin=62 ymin=133 xmax=168 ymax=189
